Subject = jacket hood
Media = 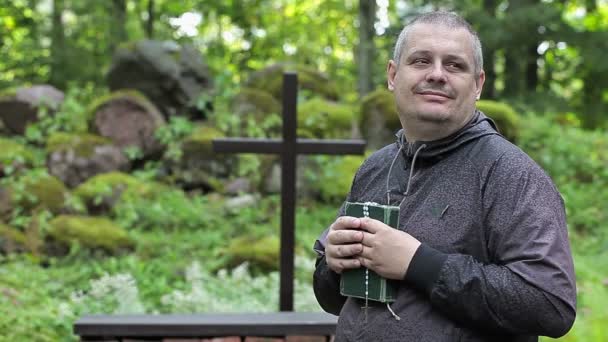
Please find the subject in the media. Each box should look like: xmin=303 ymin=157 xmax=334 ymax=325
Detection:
xmin=395 ymin=110 xmax=500 ymax=159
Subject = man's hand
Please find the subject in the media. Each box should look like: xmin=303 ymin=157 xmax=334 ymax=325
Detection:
xmin=358 ymin=217 xmax=422 ymax=280
xmin=325 ymin=216 xmax=365 ymax=274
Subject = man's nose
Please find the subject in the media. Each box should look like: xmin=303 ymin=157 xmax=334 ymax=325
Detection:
xmin=426 ymin=63 xmax=447 ymax=83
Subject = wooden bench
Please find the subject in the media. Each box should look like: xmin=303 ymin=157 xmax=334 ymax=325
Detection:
xmin=74 ymin=312 xmax=337 ymax=341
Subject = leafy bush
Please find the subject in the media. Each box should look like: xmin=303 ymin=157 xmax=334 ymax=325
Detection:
xmin=518 ymin=114 xmax=608 ymax=238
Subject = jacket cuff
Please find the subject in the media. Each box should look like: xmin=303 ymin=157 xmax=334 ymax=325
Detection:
xmin=404 ymin=243 xmax=448 ymax=296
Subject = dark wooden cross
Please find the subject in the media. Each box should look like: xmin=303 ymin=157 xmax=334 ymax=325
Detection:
xmin=213 ymin=72 xmax=365 ymax=311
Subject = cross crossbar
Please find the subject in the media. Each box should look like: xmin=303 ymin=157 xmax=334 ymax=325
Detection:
xmin=214 ymin=138 xmax=365 ymax=155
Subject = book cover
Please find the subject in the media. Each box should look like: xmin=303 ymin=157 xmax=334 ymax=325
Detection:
xmin=340 ymin=201 xmax=400 ymax=303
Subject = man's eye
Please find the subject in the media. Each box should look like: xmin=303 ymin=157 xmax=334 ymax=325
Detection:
xmin=446 ymin=62 xmax=462 ymax=70
xmin=413 ymin=59 xmax=429 ymax=65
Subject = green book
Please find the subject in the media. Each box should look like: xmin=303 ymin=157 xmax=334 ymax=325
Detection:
xmin=340 ymin=201 xmax=400 ymax=303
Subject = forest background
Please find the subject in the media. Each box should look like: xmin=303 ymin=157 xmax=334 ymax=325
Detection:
xmin=0 ymin=0 xmax=607 ymax=341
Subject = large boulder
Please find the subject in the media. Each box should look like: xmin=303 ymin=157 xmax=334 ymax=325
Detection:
xmin=46 ymin=215 xmax=134 ymax=255
xmin=244 ymin=64 xmax=340 ymax=102
xmin=89 ymin=90 xmax=165 ymax=159
xmin=229 ymin=87 xmax=282 ymax=137
xmin=106 ymin=40 xmax=213 ymax=119
xmin=46 ymin=132 xmax=130 ymax=188
xmin=0 ymin=85 xmax=64 ymax=134
xmin=359 ymin=89 xmax=401 ymax=150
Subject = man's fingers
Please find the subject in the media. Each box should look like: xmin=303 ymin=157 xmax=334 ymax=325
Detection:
xmin=331 ymin=216 xmax=361 ymax=230
xmin=327 ymin=257 xmax=361 ymax=273
xmin=359 ymin=217 xmax=385 ymax=233
xmin=327 ymin=229 xmax=363 ymax=245
xmin=331 ymin=243 xmax=362 ymax=258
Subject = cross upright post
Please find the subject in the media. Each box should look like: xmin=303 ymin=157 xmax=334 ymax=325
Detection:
xmin=213 ymin=71 xmax=366 ymax=311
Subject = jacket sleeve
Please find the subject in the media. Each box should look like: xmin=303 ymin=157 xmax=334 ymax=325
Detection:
xmin=313 ymin=201 xmax=349 ymax=315
xmin=404 ymin=150 xmax=577 ymax=337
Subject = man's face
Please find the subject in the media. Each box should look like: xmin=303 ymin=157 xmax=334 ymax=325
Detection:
xmin=387 ymin=23 xmax=485 ymax=137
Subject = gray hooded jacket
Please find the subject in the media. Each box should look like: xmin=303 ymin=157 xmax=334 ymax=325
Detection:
xmin=313 ymin=111 xmax=576 ymax=341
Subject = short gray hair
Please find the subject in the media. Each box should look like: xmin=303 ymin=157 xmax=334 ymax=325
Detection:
xmin=393 ymin=11 xmax=483 ymax=77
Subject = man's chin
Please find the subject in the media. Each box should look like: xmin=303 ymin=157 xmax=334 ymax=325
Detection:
xmin=415 ymin=111 xmax=451 ymax=123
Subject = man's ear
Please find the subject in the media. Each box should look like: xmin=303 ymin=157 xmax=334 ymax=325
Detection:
xmin=387 ymin=60 xmax=398 ymax=91
xmin=475 ymin=69 xmax=486 ymax=100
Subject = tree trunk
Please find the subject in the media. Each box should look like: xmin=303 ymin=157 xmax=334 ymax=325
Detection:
xmin=146 ymin=0 xmax=155 ymax=39
xmin=357 ymin=0 xmax=376 ymax=97
xmin=503 ymin=52 xmax=521 ymax=97
xmin=526 ymin=43 xmax=538 ymax=91
xmin=50 ymin=0 xmax=67 ymax=89
xmin=481 ymin=0 xmax=498 ymax=99
xmin=108 ymin=0 xmax=128 ymax=54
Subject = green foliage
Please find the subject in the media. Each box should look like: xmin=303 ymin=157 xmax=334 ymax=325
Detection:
xmin=113 ymin=189 xmax=213 ymax=231
xmin=309 ymin=155 xmax=366 ymax=203
xmin=47 ymin=215 xmax=134 ymax=253
xmin=518 ymin=115 xmax=608 ymax=239
xmin=23 ymin=85 xmax=98 ymax=146
xmin=476 ymin=100 xmax=520 ymax=142
xmin=155 ymin=116 xmax=195 ymax=162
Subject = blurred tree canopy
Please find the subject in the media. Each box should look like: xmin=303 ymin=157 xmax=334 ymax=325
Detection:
xmin=0 ymin=0 xmax=607 ymax=128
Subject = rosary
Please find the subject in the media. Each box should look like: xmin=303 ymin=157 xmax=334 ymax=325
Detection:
xmin=362 ymin=203 xmax=370 ymax=323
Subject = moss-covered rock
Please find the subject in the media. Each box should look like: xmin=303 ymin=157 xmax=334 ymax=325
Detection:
xmin=0 ymin=137 xmax=37 ymax=176
xmin=181 ymin=125 xmax=225 ymax=157
xmin=476 ymin=100 xmax=520 ymax=142
xmin=46 ymin=132 xmax=130 ymax=188
xmin=0 ymin=223 xmax=27 ymax=254
xmin=74 ymin=171 xmax=164 ymax=213
xmin=359 ymin=89 xmax=401 ymax=150
xmin=11 ymin=171 xmax=69 ymax=214
xmin=230 ymin=87 xmax=282 ymax=137
xmin=297 ymin=98 xmax=354 ymax=139
xmin=46 ymin=132 xmax=113 ymax=158
xmin=0 ymin=85 xmax=65 ymax=134
xmin=222 ymin=235 xmax=280 ymax=273
xmin=245 ymin=64 xmax=340 ymax=101
xmin=89 ymin=89 xmax=165 ymax=158
xmin=47 ymin=215 xmax=134 ymax=254
xmin=231 ymin=87 xmax=281 ymax=117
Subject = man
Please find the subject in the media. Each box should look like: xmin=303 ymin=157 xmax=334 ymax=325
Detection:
xmin=313 ymin=11 xmax=576 ymax=342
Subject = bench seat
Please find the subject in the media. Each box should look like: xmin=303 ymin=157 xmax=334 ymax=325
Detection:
xmin=74 ymin=312 xmax=337 ymax=341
